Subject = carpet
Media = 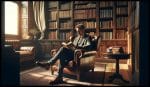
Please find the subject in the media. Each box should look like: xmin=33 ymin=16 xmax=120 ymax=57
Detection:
xmin=20 ymin=62 xmax=106 ymax=86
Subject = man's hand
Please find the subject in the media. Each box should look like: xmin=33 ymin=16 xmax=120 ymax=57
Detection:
xmin=62 ymin=42 xmax=67 ymax=46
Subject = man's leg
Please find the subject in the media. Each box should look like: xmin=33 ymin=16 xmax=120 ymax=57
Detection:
xmin=49 ymin=47 xmax=74 ymax=84
xmin=36 ymin=47 xmax=74 ymax=70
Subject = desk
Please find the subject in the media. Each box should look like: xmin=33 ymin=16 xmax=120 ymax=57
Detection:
xmin=105 ymin=53 xmax=130 ymax=83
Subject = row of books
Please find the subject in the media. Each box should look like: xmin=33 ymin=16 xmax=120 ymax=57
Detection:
xmin=100 ymin=9 xmax=113 ymax=18
xmin=74 ymin=4 xmax=96 ymax=9
xmin=49 ymin=11 xmax=57 ymax=20
xmin=75 ymin=21 xmax=96 ymax=28
xmin=116 ymin=7 xmax=128 ymax=15
xmin=59 ymin=32 xmax=70 ymax=40
xmin=48 ymin=1 xmax=128 ymax=9
xmin=60 ymin=21 xmax=72 ymax=29
xmin=59 ymin=2 xmax=72 ymax=10
xmin=49 ymin=31 xmax=57 ymax=40
xmin=116 ymin=1 xmax=128 ymax=6
xmin=116 ymin=17 xmax=128 ymax=28
xmin=74 ymin=1 xmax=92 ymax=4
xmin=100 ymin=1 xmax=113 ymax=7
xmin=74 ymin=9 xmax=96 ymax=19
xmin=49 ymin=22 xmax=57 ymax=29
xmin=59 ymin=10 xmax=72 ymax=18
xmin=100 ymin=32 xmax=113 ymax=40
xmin=48 ymin=1 xmax=58 ymax=8
xmin=100 ymin=21 xmax=113 ymax=28
xmin=116 ymin=30 xmax=126 ymax=39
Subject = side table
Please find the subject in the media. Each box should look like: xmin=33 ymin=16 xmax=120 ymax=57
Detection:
xmin=105 ymin=53 xmax=130 ymax=83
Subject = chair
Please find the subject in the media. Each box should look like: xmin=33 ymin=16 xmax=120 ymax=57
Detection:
xmin=50 ymin=36 xmax=101 ymax=80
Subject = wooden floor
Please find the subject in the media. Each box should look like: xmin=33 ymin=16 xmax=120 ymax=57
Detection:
xmin=20 ymin=61 xmax=133 ymax=86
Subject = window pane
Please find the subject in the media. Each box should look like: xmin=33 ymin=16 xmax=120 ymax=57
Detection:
xmin=5 ymin=1 xmax=18 ymax=35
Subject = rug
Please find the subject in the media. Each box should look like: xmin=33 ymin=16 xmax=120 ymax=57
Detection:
xmin=20 ymin=62 xmax=106 ymax=86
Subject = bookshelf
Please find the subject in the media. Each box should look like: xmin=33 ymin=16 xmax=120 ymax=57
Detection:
xmin=73 ymin=1 xmax=97 ymax=36
xmin=46 ymin=1 xmax=129 ymax=58
xmin=47 ymin=1 xmax=58 ymax=40
xmin=99 ymin=1 xmax=114 ymax=40
xmin=128 ymin=1 xmax=139 ymax=82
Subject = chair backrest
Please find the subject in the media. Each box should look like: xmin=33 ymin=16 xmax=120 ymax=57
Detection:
xmin=90 ymin=36 xmax=101 ymax=51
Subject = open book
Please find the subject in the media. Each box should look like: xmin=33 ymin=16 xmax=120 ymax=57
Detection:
xmin=62 ymin=42 xmax=76 ymax=50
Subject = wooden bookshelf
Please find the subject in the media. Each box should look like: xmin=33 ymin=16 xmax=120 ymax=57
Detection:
xmin=128 ymin=1 xmax=139 ymax=80
xmin=46 ymin=1 xmax=129 ymax=58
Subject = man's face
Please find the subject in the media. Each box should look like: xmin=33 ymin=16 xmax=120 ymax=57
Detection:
xmin=76 ymin=28 xmax=84 ymax=35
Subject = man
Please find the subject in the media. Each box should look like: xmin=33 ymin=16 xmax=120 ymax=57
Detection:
xmin=36 ymin=24 xmax=93 ymax=84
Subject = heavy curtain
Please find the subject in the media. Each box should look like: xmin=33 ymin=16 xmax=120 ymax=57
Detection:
xmin=33 ymin=1 xmax=46 ymax=39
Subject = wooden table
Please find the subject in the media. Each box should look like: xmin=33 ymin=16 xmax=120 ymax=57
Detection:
xmin=104 ymin=53 xmax=130 ymax=83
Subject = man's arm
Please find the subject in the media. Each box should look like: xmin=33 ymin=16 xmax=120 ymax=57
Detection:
xmin=62 ymin=42 xmax=76 ymax=49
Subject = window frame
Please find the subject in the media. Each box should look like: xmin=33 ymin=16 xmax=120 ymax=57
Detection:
xmin=5 ymin=1 xmax=21 ymax=40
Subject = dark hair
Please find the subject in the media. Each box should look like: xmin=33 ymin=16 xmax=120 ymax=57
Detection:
xmin=75 ymin=24 xmax=85 ymax=30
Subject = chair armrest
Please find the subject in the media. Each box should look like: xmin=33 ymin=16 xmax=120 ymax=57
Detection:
xmin=73 ymin=49 xmax=82 ymax=66
xmin=74 ymin=49 xmax=97 ymax=64
xmin=82 ymin=51 xmax=97 ymax=58
xmin=74 ymin=49 xmax=83 ymax=58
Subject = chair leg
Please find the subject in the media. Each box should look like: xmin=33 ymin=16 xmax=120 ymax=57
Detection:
xmin=50 ymin=66 xmax=54 ymax=75
xmin=77 ymin=74 xmax=80 ymax=81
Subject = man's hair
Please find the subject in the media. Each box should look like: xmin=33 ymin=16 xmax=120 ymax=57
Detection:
xmin=75 ymin=24 xmax=85 ymax=30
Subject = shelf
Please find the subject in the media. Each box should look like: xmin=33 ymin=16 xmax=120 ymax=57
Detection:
xmin=74 ymin=2 xmax=89 ymax=5
xmin=59 ymin=29 xmax=72 ymax=31
xmin=74 ymin=7 xmax=96 ymax=10
xmin=48 ymin=8 xmax=57 ymax=11
xmin=48 ymin=19 xmax=57 ymax=22
xmin=116 ymin=14 xmax=128 ymax=17
xmin=74 ymin=1 xmax=96 ymax=5
xmin=99 ymin=7 xmax=113 ymax=9
xmin=59 ymin=17 xmax=71 ymax=20
xmin=100 ymin=28 xmax=113 ymax=30
xmin=85 ymin=29 xmax=96 ymax=32
xmin=100 ymin=17 xmax=113 ymax=21
xmin=99 ymin=29 xmax=113 ymax=32
xmin=59 ymin=9 xmax=71 ymax=11
xmin=116 ymin=27 xmax=127 ymax=30
xmin=116 ymin=5 xmax=128 ymax=7
xmin=47 ymin=29 xmax=58 ymax=31
xmin=73 ymin=18 xmax=96 ymax=21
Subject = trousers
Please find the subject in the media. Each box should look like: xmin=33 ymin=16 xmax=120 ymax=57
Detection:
xmin=48 ymin=47 xmax=74 ymax=78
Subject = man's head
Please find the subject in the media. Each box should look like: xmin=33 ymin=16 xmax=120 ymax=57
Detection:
xmin=75 ymin=24 xmax=85 ymax=36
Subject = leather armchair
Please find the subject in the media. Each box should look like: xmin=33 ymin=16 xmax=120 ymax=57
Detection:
xmin=51 ymin=36 xmax=101 ymax=80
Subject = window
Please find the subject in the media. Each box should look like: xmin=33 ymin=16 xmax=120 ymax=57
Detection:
xmin=5 ymin=1 xmax=19 ymax=35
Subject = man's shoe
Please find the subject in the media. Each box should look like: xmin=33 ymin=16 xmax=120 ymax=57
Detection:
xmin=36 ymin=61 xmax=50 ymax=70
xmin=49 ymin=77 xmax=64 ymax=85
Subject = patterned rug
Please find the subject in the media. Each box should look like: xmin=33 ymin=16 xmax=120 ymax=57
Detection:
xmin=20 ymin=63 xmax=106 ymax=86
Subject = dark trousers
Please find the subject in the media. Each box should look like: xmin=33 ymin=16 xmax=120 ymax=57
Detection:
xmin=48 ymin=47 xmax=74 ymax=78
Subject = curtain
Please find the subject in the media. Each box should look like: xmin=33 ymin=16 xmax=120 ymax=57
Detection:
xmin=33 ymin=1 xmax=46 ymax=40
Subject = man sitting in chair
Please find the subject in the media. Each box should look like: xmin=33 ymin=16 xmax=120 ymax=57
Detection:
xmin=36 ymin=24 xmax=96 ymax=84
